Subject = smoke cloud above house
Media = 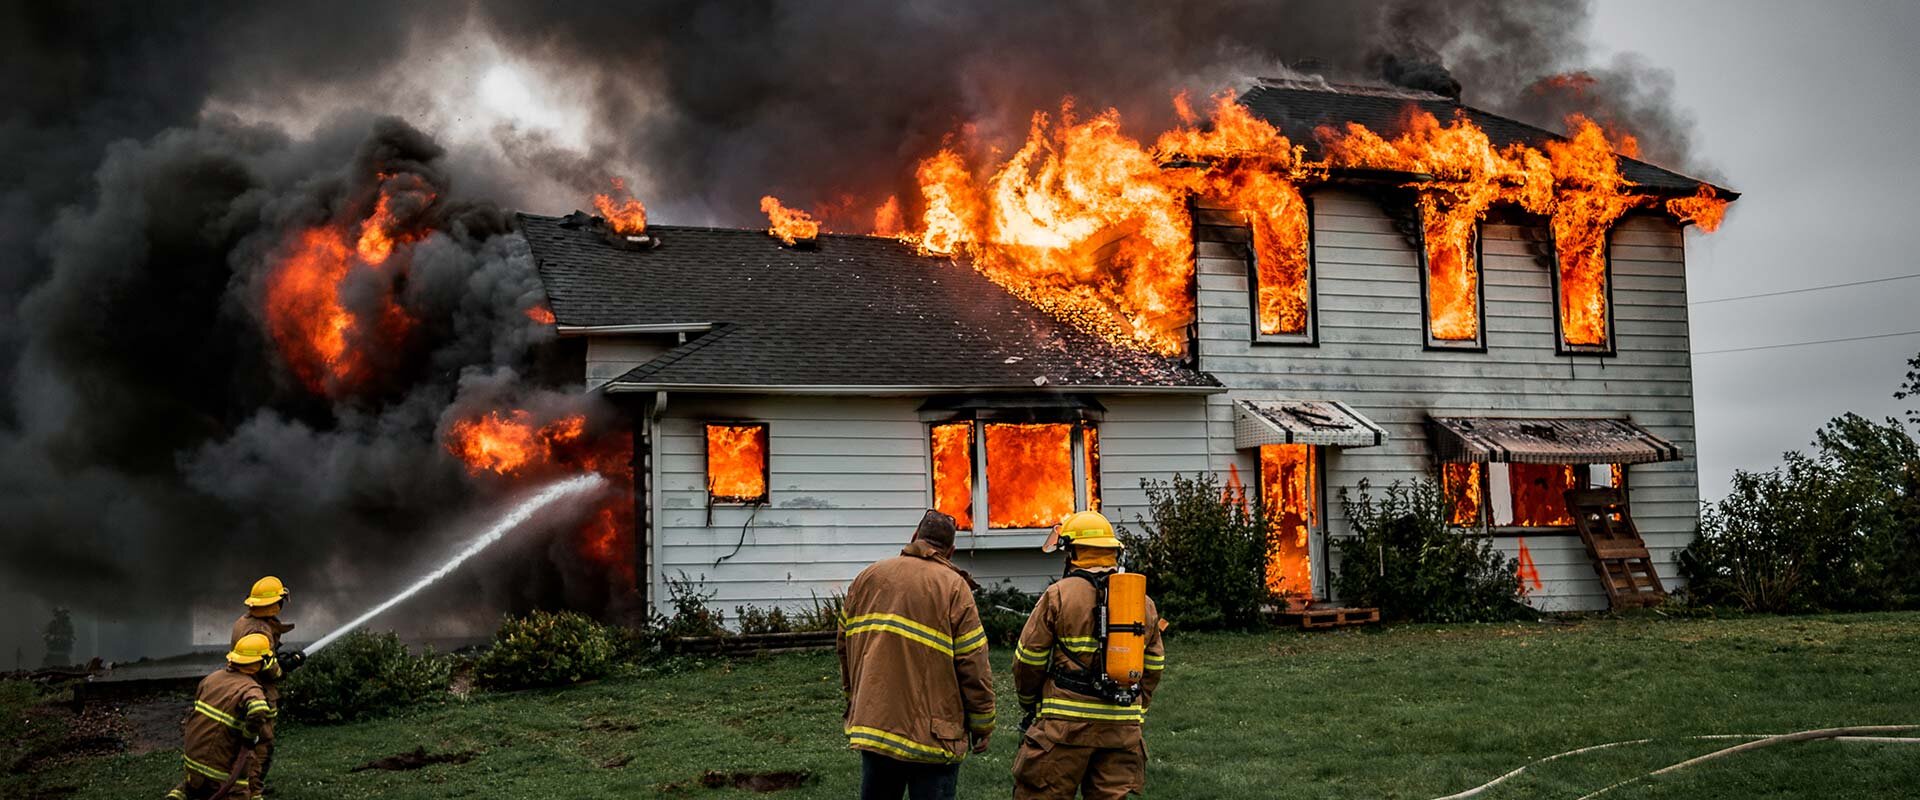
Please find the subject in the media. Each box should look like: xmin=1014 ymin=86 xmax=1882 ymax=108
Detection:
xmin=0 ymin=0 xmax=1704 ymax=654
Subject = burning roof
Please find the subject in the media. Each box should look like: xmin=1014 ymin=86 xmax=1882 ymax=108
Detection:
xmin=518 ymin=213 xmax=1218 ymax=392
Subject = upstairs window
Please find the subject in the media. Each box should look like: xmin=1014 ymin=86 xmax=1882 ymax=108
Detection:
xmin=706 ymin=423 xmax=769 ymax=504
xmin=1552 ymin=226 xmax=1616 ymax=354
xmin=1248 ymin=189 xmax=1316 ymax=345
xmin=1420 ymin=206 xmax=1486 ymax=350
xmin=929 ymin=420 xmax=1100 ymax=532
xmin=1442 ymin=461 xmax=1629 ymax=529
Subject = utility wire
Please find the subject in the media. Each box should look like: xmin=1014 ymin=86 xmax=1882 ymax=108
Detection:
xmin=1693 ymin=328 xmax=1920 ymax=356
xmin=1691 ymin=272 xmax=1920 ymax=305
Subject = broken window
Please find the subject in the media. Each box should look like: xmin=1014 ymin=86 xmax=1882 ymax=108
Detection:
xmin=1553 ymin=229 xmax=1614 ymax=353
xmin=928 ymin=420 xmax=1099 ymax=532
xmin=1453 ymin=462 xmax=1628 ymax=528
xmin=1259 ymin=444 xmax=1318 ymax=597
xmin=705 ymin=423 xmax=769 ymax=504
xmin=1248 ymin=188 xmax=1315 ymax=344
xmin=1421 ymin=209 xmax=1485 ymax=349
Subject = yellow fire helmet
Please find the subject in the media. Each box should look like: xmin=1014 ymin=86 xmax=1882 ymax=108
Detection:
xmin=228 ymin=633 xmax=275 ymax=665
xmin=244 ymin=576 xmax=289 ymax=608
xmin=1043 ymin=510 xmax=1122 ymax=552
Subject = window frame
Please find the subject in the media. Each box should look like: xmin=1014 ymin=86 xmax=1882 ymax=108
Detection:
xmin=703 ymin=421 xmax=771 ymax=506
xmin=1548 ymin=228 xmax=1619 ymax=357
xmin=1246 ymin=194 xmax=1319 ymax=347
xmin=1443 ymin=461 xmax=1632 ymax=535
xmin=1418 ymin=218 xmax=1489 ymax=352
xmin=927 ymin=418 xmax=1100 ymax=540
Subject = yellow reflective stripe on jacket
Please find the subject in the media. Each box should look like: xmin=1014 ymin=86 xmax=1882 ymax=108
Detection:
xmin=844 ymin=726 xmax=962 ymax=764
xmin=1056 ymin=635 xmax=1099 ymax=654
xmin=183 ymin=755 xmax=243 ymax=783
xmin=966 ymin=707 xmax=997 ymax=732
xmin=245 ymin=699 xmax=274 ymax=716
xmin=1144 ymin=653 xmax=1165 ymax=671
xmin=842 ymin=613 xmax=954 ymax=656
xmin=194 ymin=700 xmax=241 ymax=730
xmin=1038 ymin=696 xmax=1146 ymax=723
xmin=167 ymin=790 xmax=187 ymax=800
xmin=952 ymin=626 xmax=987 ymax=656
xmin=1014 ymin=645 xmax=1049 ymax=666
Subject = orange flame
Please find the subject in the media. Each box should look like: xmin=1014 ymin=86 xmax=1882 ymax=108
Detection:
xmin=593 ymin=178 xmax=648 ymax=235
xmin=264 ymin=180 xmax=428 ymax=395
xmin=930 ymin=422 xmax=974 ymax=529
xmin=759 ymin=195 xmax=820 ymax=245
xmin=706 ymin=424 xmax=769 ymax=501
xmin=1443 ymin=462 xmax=1484 ymax=526
xmin=1508 ymin=463 xmax=1580 ymax=527
xmin=445 ymin=410 xmax=587 ymax=476
xmin=525 ymin=306 xmax=556 ymax=325
xmin=983 ymin=423 xmax=1074 ymax=529
xmin=1546 ymin=116 xmax=1649 ymax=348
xmin=1666 ymin=185 xmax=1729 ymax=232
xmin=915 ymin=148 xmax=983 ymax=256
xmin=1259 ymin=444 xmax=1315 ymax=597
xmin=871 ymin=195 xmax=906 ymax=238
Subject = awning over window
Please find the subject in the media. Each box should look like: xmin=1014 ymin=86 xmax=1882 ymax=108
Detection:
xmin=1234 ymin=399 xmax=1387 ymax=449
xmin=1429 ymin=417 xmax=1681 ymax=465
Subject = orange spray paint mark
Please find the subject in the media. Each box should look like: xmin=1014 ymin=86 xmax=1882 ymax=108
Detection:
xmin=1515 ymin=537 xmax=1544 ymax=594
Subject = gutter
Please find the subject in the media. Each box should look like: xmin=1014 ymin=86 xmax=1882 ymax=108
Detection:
xmin=601 ymin=382 xmax=1228 ymax=397
xmin=555 ymin=322 xmax=716 ymax=337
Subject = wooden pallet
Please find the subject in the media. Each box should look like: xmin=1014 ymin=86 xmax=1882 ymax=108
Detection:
xmin=1276 ymin=606 xmax=1381 ymax=630
xmin=1564 ymin=487 xmax=1667 ymax=609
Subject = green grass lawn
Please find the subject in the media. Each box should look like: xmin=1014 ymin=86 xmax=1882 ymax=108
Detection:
xmin=18 ymin=612 xmax=1920 ymax=799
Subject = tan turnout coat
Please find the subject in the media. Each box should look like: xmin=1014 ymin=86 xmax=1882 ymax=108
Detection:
xmin=836 ymin=540 xmax=996 ymax=763
xmin=167 ymin=667 xmax=273 ymax=799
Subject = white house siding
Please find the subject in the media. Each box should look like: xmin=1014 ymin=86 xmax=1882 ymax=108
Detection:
xmin=1193 ymin=189 xmax=1699 ymax=612
xmin=647 ymin=392 xmax=1211 ymax=616
xmin=584 ymin=336 xmax=674 ymax=389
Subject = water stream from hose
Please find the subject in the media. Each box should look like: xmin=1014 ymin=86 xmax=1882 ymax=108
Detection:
xmin=305 ymin=473 xmax=606 ymax=655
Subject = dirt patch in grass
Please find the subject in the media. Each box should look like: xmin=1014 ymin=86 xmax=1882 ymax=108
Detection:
xmin=659 ymin=770 xmax=812 ymax=793
xmin=349 ymin=747 xmax=478 ymax=772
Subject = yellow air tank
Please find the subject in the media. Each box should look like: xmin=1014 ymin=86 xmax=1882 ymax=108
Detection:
xmin=1105 ymin=572 xmax=1147 ymax=684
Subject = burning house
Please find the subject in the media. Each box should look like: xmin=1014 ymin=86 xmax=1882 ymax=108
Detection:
xmin=519 ymin=80 xmax=1734 ymax=614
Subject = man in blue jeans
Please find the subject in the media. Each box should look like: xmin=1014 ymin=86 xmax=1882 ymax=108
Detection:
xmin=838 ymin=510 xmax=996 ymax=799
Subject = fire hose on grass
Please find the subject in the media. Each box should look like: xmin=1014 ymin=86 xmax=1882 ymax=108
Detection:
xmin=1431 ymin=724 xmax=1920 ymax=800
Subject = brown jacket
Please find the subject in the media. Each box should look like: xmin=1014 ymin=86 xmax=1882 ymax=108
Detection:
xmin=1013 ymin=570 xmax=1165 ymax=729
xmin=837 ymin=540 xmax=996 ymax=763
xmin=177 ymin=666 xmax=273 ymax=791
xmin=230 ymin=614 xmax=294 ymax=689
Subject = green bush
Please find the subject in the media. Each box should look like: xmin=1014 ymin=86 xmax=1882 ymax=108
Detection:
xmin=974 ymin=580 xmax=1038 ymax=646
xmin=734 ymin=605 xmax=791 ymax=635
xmin=1118 ymin=473 xmax=1278 ymax=630
xmin=1681 ymin=414 xmax=1920 ymax=612
xmin=790 ymin=592 xmax=845 ymax=633
xmin=281 ymin=631 xmax=451 ymax=724
xmin=474 ymin=610 xmax=619 ymax=690
xmin=1334 ymin=479 xmax=1523 ymax=623
xmin=657 ymin=573 xmax=726 ymax=638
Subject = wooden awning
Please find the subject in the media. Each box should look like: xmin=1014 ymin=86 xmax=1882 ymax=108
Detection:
xmin=1429 ymin=417 xmax=1681 ymax=465
xmin=1234 ymin=400 xmax=1387 ymax=449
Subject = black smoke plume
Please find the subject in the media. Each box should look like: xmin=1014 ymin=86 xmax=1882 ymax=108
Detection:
xmin=1 ymin=0 xmax=1706 ymax=658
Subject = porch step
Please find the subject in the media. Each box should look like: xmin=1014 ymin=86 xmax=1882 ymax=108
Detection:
xmin=1274 ymin=606 xmax=1381 ymax=630
xmin=1565 ymin=487 xmax=1668 ymax=610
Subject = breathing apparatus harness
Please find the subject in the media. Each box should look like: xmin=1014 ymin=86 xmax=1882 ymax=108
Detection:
xmin=1043 ymin=568 xmax=1147 ymax=706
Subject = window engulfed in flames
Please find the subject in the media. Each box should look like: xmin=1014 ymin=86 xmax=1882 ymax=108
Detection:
xmin=1422 ymin=202 xmax=1481 ymax=343
xmin=984 ymin=423 xmax=1074 ymax=530
xmin=1508 ymin=463 xmax=1581 ymax=527
xmin=1082 ymin=424 xmax=1101 ymax=511
xmin=1443 ymin=462 xmax=1484 ymax=526
xmin=929 ymin=422 xmax=974 ymax=529
xmin=1259 ymin=444 xmax=1316 ymax=597
xmin=1246 ymin=174 xmax=1312 ymax=336
xmin=706 ymin=424 xmax=769 ymax=504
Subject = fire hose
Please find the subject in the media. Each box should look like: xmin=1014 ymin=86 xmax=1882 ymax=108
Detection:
xmin=207 ymin=739 xmax=256 ymax=800
xmin=1430 ymin=724 xmax=1920 ymax=800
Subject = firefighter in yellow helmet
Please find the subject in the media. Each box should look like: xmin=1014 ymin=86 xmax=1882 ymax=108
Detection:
xmin=166 ymin=634 xmax=276 ymax=800
xmin=1010 ymin=511 xmax=1166 ymax=799
xmin=229 ymin=577 xmax=303 ymax=795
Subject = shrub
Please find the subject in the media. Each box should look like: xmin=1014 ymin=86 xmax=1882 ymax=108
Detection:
xmin=658 ymin=573 xmax=726 ymax=638
xmin=1681 ymin=413 xmax=1920 ymax=612
xmin=1334 ymin=479 xmax=1523 ymax=623
xmin=734 ymin=605 xmax=791 ymax=635
xmin=1118 ymin=472 xmax=1277 ymax=630
xmin=790 ymin=592 xmax=845 ymax=633
xmin=974 ymin=580 xmax=1038 ymax=646
xmin=474 ymin=610 xmax=619 ymax=690
xmin=281 ymin=631 xmax=451 ymax=724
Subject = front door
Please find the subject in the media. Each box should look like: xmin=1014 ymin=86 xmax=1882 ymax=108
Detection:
xmin=1259 ymin=444 xmax=1319 ymax=600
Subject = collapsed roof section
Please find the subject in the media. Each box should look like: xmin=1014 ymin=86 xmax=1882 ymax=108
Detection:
xmin=518 ymin=212 xmax=1221 ymax=394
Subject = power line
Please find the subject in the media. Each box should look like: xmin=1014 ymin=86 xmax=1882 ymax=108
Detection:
xmin=1693 ymin=328 xmax=1920 ymax=356
xmin=1691 ymin=272 xmax=1920 ymax=305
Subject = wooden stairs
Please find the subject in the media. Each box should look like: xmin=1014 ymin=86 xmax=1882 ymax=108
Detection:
xmin=1564 ymin=487 xmax=1667 ymax=609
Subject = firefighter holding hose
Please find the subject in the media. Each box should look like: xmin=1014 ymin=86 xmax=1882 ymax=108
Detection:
xmin=229 ymin=576 xmax=303 ymax=796
xmin=165 ymin=634 xmax=277 ymax=800
xmin=1011 ymin=510 xmax=1166 ymax=799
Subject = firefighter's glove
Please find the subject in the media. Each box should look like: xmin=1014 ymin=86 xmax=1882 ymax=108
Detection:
xmin=280 ymin=650 xmax=307 ymax=672
xmin=1017 ymin=706 xmax=1037 ymax=735
xmin=969 ymin=729 xmax=992 ymax=754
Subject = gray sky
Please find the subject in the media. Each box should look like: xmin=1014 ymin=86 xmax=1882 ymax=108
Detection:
xmin=1589 ymin=0 xmax=1920 ymax=497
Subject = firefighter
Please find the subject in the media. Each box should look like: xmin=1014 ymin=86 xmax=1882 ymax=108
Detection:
xmin=837 ymin=509 xmax=996 ymax=800
xmin=231 ymin=576 xmax=303 ymax=795
xmin=166 ymin=633 xmax=276 ymax=800
xmin=1010 ymin=510 xmax=1166 ymax=800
